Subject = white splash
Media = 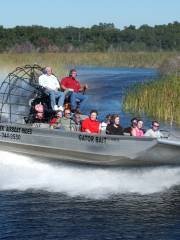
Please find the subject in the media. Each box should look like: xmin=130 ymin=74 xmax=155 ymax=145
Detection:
xmin=0 ymin=151 xmax=180 ymax=199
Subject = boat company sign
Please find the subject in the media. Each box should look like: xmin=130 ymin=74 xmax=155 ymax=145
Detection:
xmin=79 ymin=134 xmax=107 ymax=144
xmin=0 ymin=125 xmax=32 ymax=140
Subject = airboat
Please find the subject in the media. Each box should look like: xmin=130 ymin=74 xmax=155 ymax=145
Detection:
xmin=0 ymin=64 xmax=180 ymax=167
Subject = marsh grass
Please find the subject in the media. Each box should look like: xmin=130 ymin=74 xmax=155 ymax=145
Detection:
xmin=1 ymin=52 xmax=179 ymax=124
xmin=123 ymin=75 xmax=180 ymax=125
xmin=0 ymin=52 xmax=178 ymax=77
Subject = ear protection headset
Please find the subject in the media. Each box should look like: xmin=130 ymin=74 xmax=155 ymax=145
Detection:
xmin=90 ymin=110 xmax=98 ymax=117
xmin=43 ymin=68 xmax=47 ymax=74
xmin=69 ymin=69 xmax=77 ymax=77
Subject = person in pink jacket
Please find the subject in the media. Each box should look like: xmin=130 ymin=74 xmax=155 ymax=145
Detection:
xmin=131 ymin=119 xmax=144 ymax=137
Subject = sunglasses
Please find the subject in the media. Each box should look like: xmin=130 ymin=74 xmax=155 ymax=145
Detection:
xmin=153 ymin=125 xmax=159 ymax=127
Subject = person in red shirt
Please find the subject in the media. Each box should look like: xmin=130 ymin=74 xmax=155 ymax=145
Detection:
xmin=60 ymin=69 xmax=88 ymax=112
xmin=49 ymin=110 xmax=63 ymax=129
xmin=81 ymin=110 xmax=100 ymax=134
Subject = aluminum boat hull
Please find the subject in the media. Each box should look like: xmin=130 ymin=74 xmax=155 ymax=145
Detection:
xmin=0 ymin=123 xmax=180 ymax=166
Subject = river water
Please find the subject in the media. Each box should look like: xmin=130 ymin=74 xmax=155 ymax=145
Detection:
xmin=79 ymin=66 xmax=158 ymax=125
xmin=0 ymin=67 xmax=180 ymax=240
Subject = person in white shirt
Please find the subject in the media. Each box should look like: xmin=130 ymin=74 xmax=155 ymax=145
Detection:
xmin=145 ymin=121 xmax=163 ymax=138
xmin=39 ymin=66 xmax=65 ymax=111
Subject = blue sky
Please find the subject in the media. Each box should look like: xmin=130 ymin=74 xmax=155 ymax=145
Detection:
xmin=1 ymin=0 xmax=180 ymax=29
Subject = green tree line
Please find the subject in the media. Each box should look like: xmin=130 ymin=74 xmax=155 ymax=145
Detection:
xmin=0 ymin=22 xmax=180 ymax=53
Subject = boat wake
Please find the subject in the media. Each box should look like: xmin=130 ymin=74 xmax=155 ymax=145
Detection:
xmin=0 ymin=151 xmax=180 ymax=199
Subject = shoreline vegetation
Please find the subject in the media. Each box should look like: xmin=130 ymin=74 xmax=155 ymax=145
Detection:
xmin=123 ymin=75 xmax=180 ymax=125
xmin=0 ymin=51 xmax=179 ymax=125
xmin=123 ymin=56 xmax=180 ymax=125
xmin=0 ymin=52 xmax=179 ymax=76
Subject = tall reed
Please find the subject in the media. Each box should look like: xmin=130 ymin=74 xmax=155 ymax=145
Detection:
xmin=123 ymin=75 xmax=180 ymax=125
xmin=0 ymin=52 xmax=178 ymax=76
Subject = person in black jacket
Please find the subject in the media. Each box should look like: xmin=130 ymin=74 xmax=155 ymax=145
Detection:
xmin=106 ymin=114 xmax=124 ymax=135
